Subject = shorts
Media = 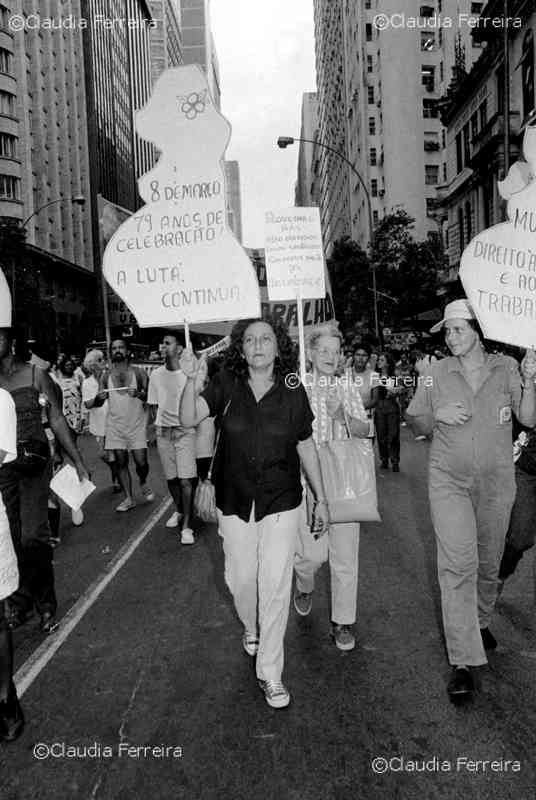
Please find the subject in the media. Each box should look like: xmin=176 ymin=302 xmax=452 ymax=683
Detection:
xmin=105 ymin=426 xmax=147 ymax=452
xmin=156 ymin=427 xmax=197 ymax=480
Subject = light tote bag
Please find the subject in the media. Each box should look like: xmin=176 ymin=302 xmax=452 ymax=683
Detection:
xmin=317 ymin=405 xmax=381 ymax=524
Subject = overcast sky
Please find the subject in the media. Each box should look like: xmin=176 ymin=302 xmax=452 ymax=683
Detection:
xmin=210 ymin=0 xmax=316 ymax=249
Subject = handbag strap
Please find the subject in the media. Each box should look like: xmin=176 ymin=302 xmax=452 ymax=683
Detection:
xmin=206 ymin=391 xmax=233 ymax=481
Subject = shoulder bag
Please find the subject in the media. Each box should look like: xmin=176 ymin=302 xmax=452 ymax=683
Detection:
xmin=194 ymin=394 xmax=233 ymax=523
xmin=317 ymin=399 xmax=381 ymax=523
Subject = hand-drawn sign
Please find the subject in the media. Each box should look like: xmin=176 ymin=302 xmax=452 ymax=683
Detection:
xmin=102 ymin=65 xmax=260 ymax=328
xmin=459 ymin=127 xmax=536 ymax=348
xmin=264 ymin=207 xmax=325 ymax=301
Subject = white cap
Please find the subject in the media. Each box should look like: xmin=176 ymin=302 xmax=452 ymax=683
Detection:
xmin=430 ymin=298 xmax=475 ymax=334
xmin=0 ymin=267 xmax=12 ymax=327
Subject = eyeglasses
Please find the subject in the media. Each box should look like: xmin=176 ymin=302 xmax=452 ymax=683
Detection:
xmin=314 ymin=348 xmax=340 ymax=358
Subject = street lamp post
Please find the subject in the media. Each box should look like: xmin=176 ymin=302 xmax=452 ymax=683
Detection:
xmin=11 ymin=195 xmax=85 ymax=315
xmin=277 ymin=136 xmax=380 ymax=341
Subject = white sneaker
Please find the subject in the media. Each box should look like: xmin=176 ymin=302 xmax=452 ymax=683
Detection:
xmin=166 ymin=511 xmax=182 ymax=528
xmin=258 ymin=679 xmax=290 ymax=709
xmin=180 ymin=528 xmax=195 ymax=545
xmin=116 ymin=497 xmax=136 ymax=512
xmin=71 ymin=508 xmax=84 ymax=526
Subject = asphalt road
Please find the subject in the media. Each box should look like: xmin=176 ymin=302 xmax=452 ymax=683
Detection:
xmin=1 ymin=430 xmax=536 ymax=800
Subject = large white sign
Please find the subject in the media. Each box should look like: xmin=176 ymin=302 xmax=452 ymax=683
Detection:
xmin=102 ymin=65 xmax=260 ymax=328
xmin=460 ymin=127 xmax=536 ymax=348
xmin=264 ymin=207 xmax=325 ymax=301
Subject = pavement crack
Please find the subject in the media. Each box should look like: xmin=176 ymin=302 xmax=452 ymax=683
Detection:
xmin=118 ymin=668 xmax=147 ymax=744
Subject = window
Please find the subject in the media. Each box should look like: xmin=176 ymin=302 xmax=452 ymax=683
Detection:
xmin=471 ymin=2 xmax=483 ymax=12
xmin=521 ymin=30 xmax=535 ymax=118
xmin=368 ymin=85 xmax=374 ymax=104
xmin=365 ymin=0 xmax=371 ymax=6
xmin=421 ymin=32 xmax=435 ymax=51
xmin=367 ymin=55 xmax=373 ymax=73
xmin=369 ymin=116 xmax=376 ymax=135
xmin=458 ymin=207 xmax=465 ymax=251
xmin=0 ymin=90 xmax=15 ymax=115
xmin=371 ymin=179 xmax=378 ymax=197
xmin=0 ymin=174 xmax=19 ymax=200
xmin=0 ymin=5 xmax=8 ymax=28
xmin=0 ymin=133 xmax=16 ymax=157
xmin=465 ymin=201 xmax=472 ymax=242
xmin=0 ymin=48 xmax=11 ymax=73
xmin=370 ymin=147 xmax=377 ymax=166
xmin=366 ymin=24 xmax=372 ymax=41
xmin=441 ymin=129 xmax=446 ymax=148
xmin=425 ymin=165 xmax=439 ymax=185
xmin=373 ymin=210 xmax=379 ymax=226
xmin=422 ymin=65 xmax=435 ymax=91
xmin=423 ymin=98 xmax=438 ymax=118
xmin=479 ymin=98 xmax=487 ymax=128
xmin=471 ymin=112 xmax=478 ymax=139
xmin=456 ymin=131 xmax=463 ymax=172
xmin=420 ymin=5 xmax=435 ymax=17
xmin=443 ymin=163 xmax=447 ymax=181
xmin=426 ymin=198 xmax=436 ymax=214
xmin=463 ymin=122 xmax=471 ymax=164
xmin=440 ymin=61 xmax=444 ymax=82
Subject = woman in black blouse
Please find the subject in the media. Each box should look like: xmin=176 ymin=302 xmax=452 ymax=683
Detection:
xmin=180 ymin=316 xmax=328 ymax=709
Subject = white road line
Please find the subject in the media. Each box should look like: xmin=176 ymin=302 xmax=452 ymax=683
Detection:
xmin=14 ymin=497 xmax=172 ymax=697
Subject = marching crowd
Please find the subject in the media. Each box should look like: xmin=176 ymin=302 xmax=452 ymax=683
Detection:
xmin=1 ymin=297 xmax=536 ymax=740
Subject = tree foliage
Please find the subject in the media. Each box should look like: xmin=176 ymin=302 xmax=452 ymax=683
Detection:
xmin=327 ymin=211 xmax=446 ymax=335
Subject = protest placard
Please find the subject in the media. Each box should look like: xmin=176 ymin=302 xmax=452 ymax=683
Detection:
xmin=102 ymin=65 xmax=260 ymax=338
xmin=459 ymin=127 xmax=536 ymax=348
xmin=264 ymin=208 xmax=325 ymax=301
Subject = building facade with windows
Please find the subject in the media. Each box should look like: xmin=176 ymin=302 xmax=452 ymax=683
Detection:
xmin=295 ymin=92 xmax=320 ymax=208
xmin=179 ymin=0 xmax=221 ymax=110
xmin=438 ymin=0 xmax=534 ymax=291
xmin=223 ymin=160 xmax=243 ymax=244
xmin=312 ymin=0 xmax=485 ymax=253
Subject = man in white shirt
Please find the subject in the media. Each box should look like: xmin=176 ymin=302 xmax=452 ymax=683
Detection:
xmin=81 ymin=350 xmax=119 ymax=492
xmin=148 ymin=333 xmax=197 ymax=544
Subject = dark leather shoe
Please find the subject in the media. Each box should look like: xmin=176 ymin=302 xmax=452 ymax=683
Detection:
xmin=0 ymin=683 xmax=24 ymax=742
xmin=5 ymin=605 xmax=32 ymax=631
xmin=40 ymin=611 xmax=59 ymax=634
xmin=480 ymin=627 xmax=497 ymax=650
xmin=392 ymin=464 xmax=400 ymax=472
xmin=447 ymin=667 xmax=474 ymax=700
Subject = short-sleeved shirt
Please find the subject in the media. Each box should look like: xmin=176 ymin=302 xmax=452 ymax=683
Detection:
xmin=406 ymin=353 xmax=522 ymax=484
xmin=148 ymin=365 xmax=190 ymax=428
xmin=307 ymin=375 xmax=368 ymax=444
xmin=201 ymin=370 xmax=314 ymax=522
xmin=82 ymin=375 xmax=108 ymax=438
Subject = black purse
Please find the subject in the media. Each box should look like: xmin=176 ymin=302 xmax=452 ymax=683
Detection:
xmin=15 ymin=438 xmax=50 ymax=476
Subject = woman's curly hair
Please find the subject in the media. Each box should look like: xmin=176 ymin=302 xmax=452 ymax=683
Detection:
xmin=224 ymin=315 xmax=297 ymax=378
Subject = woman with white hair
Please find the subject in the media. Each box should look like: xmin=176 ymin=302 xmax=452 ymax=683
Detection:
xmin=294 ymin=322 xmax=375 ymax=651
xmin=81 ymin=350 xmax=119 ymax=492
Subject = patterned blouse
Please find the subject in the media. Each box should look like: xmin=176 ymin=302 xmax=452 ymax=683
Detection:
xmin=306 ymin=374 xmax=369 ymax=445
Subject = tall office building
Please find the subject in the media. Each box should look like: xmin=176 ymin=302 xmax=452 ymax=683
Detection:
xmin=179 ymin=0 xmax=221 ymax=109
xmin=148 ymin=0 xmax=184 ymax=83
xmin=295 ymin=92 xmax=320 ymax=208
xmin=224 ymin=160 xmax=243 ymax=244
xmin=312 ymin=0 xmax=485 ymax=252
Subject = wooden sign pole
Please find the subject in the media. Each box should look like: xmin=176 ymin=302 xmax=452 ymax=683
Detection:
xmin=296 ymin=289 xmax=306 ymax=384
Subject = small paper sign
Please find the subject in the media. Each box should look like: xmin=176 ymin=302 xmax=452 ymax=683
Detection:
xmin=102 ymin=65 xmax=260 ymax=327
xmin=264 ymin=207 xmax=325 ymax=301
xmin=50 ymin=464 xmax=96 ymax=511
xmin=460 ymin=127 xmax=536 ymax=348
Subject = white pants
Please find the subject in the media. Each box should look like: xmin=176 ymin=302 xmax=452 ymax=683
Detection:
xmin=294 ymin=502 xmax=360 ymax=625
xmin=217 ymin=504 xmax=300 ymax=682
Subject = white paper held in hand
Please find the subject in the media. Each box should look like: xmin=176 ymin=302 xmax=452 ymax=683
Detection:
xmin=50 ymin=464 xmax=96 ymax=511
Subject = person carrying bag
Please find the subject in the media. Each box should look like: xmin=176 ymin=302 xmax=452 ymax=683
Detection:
xmin=294 ymin=323 xmax=380 ymax=652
